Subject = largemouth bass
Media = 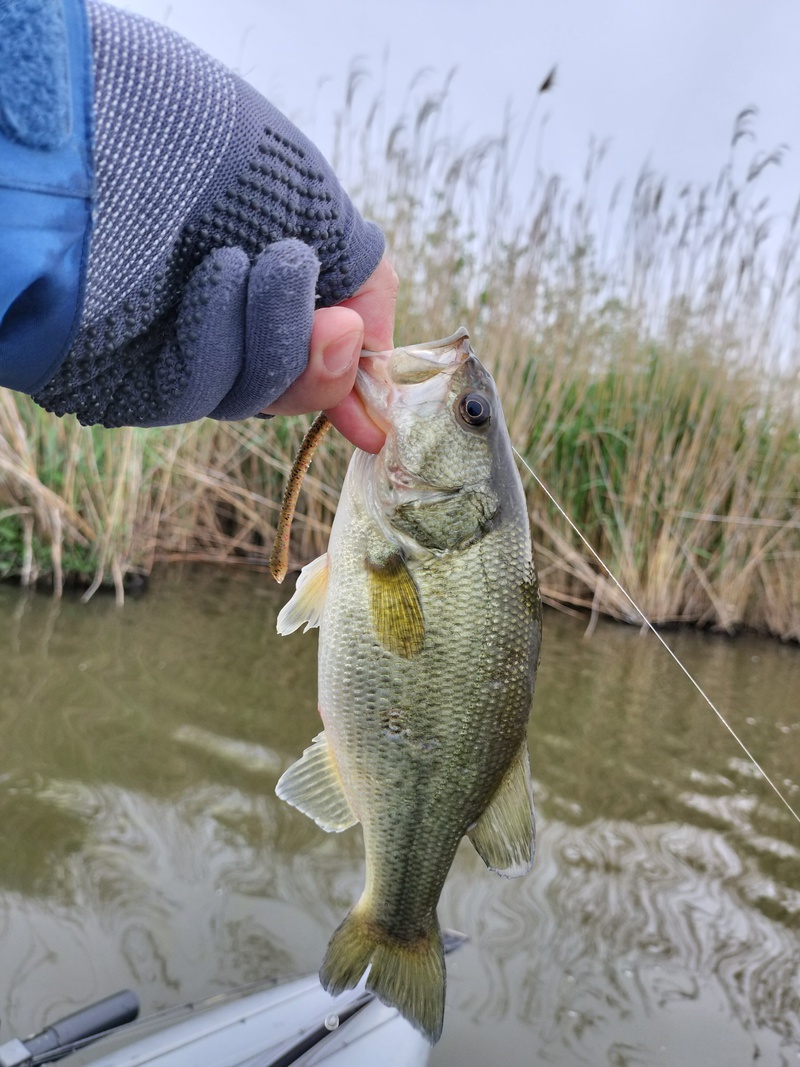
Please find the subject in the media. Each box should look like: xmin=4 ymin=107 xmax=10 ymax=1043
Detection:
xmin=274 ymin=328 xmax=541 ymax=1043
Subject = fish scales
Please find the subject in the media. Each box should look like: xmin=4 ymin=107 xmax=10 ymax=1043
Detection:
xmin=322 ymin=460 xmax=536 ymax=928
xmin=275 ymin=328 xmax=541 ymax=1043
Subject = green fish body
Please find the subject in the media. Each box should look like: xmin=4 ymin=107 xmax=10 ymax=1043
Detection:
xmin=276 ymin=329 xmax=541 ymax=1042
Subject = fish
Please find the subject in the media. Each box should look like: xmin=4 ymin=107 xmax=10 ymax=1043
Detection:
xmin=273 ymin=327 xmax=542 ymax=1043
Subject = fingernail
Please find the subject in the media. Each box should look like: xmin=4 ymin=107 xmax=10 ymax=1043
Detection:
xmin=323 ymin=330 xmax=362 ymax=375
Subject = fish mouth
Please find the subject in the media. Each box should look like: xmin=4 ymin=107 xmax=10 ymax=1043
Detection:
xmin=355 ymin=328 xmax=473 ymax=432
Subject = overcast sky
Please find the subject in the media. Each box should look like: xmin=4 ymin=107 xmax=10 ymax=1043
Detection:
xmin=109 ymin=0 xmax=800 ymax=241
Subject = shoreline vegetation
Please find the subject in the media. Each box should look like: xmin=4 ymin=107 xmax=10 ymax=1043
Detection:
xmin=1 ymin=90 xmax=799 ymax=640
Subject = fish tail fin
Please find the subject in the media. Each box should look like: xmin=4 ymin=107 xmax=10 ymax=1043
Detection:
xmin=320 ymin=903 xmax=445 ymax=1044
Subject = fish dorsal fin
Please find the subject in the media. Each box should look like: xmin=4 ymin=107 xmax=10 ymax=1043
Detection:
xmin=467 ymin=741 xmax=535 ymax=877
xmin=276 ymin=553 xmax=329 ymax=635
xmin=366 ymin=551 xmax=425 ymax=658
xmin=275 ymin=731 xmax=358 ymax=832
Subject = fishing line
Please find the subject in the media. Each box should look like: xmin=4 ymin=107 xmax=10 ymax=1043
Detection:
xmin=513 ymin=447 xmax=800 ymax=827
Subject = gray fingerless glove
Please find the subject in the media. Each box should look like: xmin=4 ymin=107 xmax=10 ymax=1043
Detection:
xmin=33 ymin=0 xmax=384 ymax=427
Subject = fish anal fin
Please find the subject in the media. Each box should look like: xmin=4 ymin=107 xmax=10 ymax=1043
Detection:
xmin=320 ymin=903 xmax=445 ymax=1044
xmin=366 ymin=551 xmax=424 ymax=658
xmin=468 ymin=742 xmax=535 ymax=877
xmin=276 ymin=552 xmax=329 ymax=635
xmin=275 ymin=731 xmax=357 ymax=832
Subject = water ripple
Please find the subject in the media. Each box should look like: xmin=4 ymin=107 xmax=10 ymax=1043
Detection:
xmin=437 ymin=817 xmax=800 ymax=1065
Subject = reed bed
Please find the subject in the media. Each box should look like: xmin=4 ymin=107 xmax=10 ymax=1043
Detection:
xmin=1 ymin=89 xmax=798 ymax=639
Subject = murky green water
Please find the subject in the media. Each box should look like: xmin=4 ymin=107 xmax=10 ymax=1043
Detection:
xmin=1 ymin=570 xmax=799 ymax=1065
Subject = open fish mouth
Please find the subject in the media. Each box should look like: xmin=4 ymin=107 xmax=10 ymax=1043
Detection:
xmin=356 ymin=328 xmax=473 ymax=431
xmin=361 ymin=327 xmax=472 ymax=377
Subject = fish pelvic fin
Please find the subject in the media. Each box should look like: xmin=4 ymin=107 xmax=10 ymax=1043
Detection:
xmin=275 ymin=732 xmax=358 ymax=832
xmin=276 ymin=552 xmax=329 ymax=635
xmin=467 ymin=740 xmax=535 ymax=877
xmin=320 ymin=904 xmax=445 ymax=1044
xmin=366 ymin=551 xmax=425 ymax=658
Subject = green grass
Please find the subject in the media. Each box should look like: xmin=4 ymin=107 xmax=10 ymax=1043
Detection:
xmin=1 ymin=95 xmax=798 ymax=638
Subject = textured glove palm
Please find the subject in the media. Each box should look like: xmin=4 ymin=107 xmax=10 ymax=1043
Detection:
xmin=34 ymin=0 xmax=384 ymax=427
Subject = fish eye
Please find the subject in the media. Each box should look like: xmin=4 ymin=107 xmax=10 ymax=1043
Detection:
xmin=458 ymin=392 xmax=491 ymax=427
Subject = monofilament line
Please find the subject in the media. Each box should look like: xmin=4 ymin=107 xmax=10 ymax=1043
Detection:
xmin=513 ymin=447 xmax=800 ymax=827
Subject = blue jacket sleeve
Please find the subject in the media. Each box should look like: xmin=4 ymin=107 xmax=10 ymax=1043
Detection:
xmin=0 ymin=0 xmax=93 ymax=394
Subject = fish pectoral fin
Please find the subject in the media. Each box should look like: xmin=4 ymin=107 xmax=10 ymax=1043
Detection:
xmin=276 ymin=552 xmax=329 ymax=635
xmin=275 ymin=731 xmax=358 ymax=832
xmin=366 ymin=551 xmax=424 ymax=658
xmin=467 ymin=741 xmax=535 ymax=877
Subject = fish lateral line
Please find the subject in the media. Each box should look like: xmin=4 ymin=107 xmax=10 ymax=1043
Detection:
xmin=512 ymin=446 xmax=800 ymax=828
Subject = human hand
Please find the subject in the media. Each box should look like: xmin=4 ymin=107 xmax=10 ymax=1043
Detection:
xmin=33 ymin=2 xmax=386 ymax=430
xmin=264 ymin=256 xmax=397 ymax=452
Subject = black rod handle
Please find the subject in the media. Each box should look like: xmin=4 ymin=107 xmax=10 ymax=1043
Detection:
xmin=24 ymin=990 xmax=140 ymax=1058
